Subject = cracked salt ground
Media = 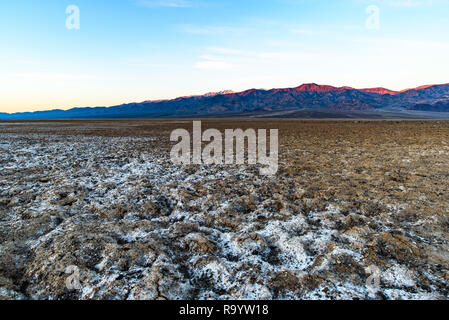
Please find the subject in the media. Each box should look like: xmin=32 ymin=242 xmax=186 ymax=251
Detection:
xmin=0 ymin=120 xmax=448 ymax=300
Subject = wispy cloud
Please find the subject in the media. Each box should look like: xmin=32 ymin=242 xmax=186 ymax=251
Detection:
xmin=354 ymin=37 xmax=449 ymax=49
xmin=137 ymin=0 xmax=193 ymax=8
xmin=194 ymin=46 xmax=315 ymax=71
xmin=291 ymin=29 xmax=317 ymax=35
xmin=126 ymin=62 xmax=171 ymax=68
xmin=207 ymin=47 xmax=253 ymax=56
xmin=177 ymin=24 xmax=247 ymax=35
xmin=194 ymin=52 xmax=239 ymax=70
xmin=358 ymin=0 xmax=434 ymax=7
xmin=10 ymin=72 xmax=121 ymax=82
xmin=195 ymin=60 xmax=236 ymax=70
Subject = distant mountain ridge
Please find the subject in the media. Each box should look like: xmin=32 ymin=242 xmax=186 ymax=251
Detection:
xmin=359 ymin=88 xmax=399 ymax=95
xmin=1 ymin=83 xmax=449 ymax=119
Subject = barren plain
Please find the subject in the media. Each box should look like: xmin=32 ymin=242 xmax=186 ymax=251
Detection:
xmin=0 ymin=120 xmax=448 ymax=300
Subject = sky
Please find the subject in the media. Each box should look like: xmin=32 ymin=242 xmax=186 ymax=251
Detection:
xmin=1 ymin=0 xmax=449 ymax=113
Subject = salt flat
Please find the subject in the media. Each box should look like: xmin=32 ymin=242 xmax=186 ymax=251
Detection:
xmin=0 ymin=120 xmax=448 ymax=300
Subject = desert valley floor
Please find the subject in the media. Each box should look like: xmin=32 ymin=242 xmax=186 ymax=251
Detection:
xmin=0 ymin=120 xmax=448 ymax=300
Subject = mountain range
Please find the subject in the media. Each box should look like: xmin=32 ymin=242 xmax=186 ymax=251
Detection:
xmin=2 ymin=83 xmax=449 ymax=119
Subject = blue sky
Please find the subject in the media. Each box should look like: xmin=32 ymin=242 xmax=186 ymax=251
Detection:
xmin=1 ymin=0 xmax=449 ymax=112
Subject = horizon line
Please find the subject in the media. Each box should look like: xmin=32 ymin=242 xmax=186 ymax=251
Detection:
xmin=1 ymin=82 xmax=448 ymax=115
